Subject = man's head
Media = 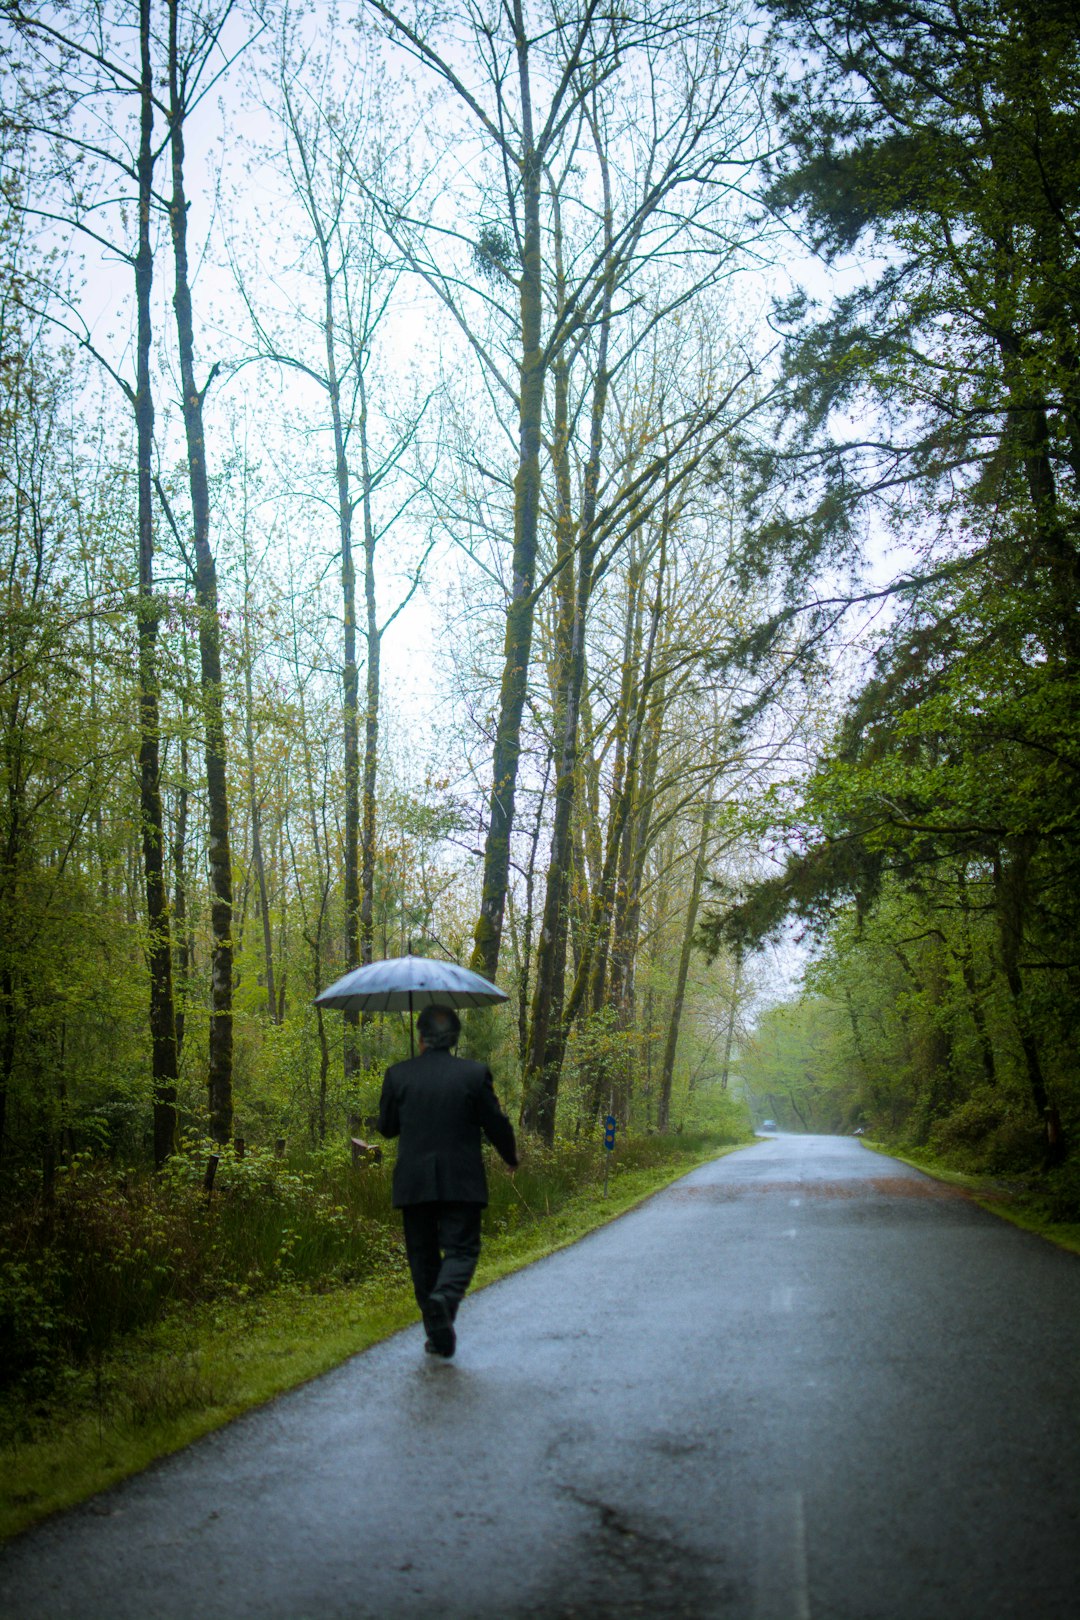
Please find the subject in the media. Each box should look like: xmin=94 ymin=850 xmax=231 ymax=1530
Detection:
xmin=416 ymin=1005 xmax=461 ymax=1052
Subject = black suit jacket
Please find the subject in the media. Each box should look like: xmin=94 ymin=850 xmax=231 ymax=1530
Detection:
xmin=377 ymin=1048 xmax=518 ymax=1208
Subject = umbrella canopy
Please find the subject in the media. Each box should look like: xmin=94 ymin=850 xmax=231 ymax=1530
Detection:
xmin=315 ymin=954 xmax=508 ymax=1016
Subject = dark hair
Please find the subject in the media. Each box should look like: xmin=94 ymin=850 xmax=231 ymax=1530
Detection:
xmin=417 ymin=1005 xmax=461 ymax=1051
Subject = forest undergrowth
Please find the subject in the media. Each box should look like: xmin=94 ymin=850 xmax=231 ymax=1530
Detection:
xmin=0 ymin=1103 xmax=750 ymax=1539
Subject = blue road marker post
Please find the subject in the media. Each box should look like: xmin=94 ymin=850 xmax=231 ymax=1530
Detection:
xmin=603 ymin=1113 xmax=616 ymax=1198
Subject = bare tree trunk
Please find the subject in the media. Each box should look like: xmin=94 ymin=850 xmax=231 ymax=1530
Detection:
xmin=994 ymin=845 xmax=1060 ymax=1159
xmin=288 ymin=609 xmax=334 ymax=1140
xmin=167 ymin=1 xmax=233 ymax=1143
xmin=276 ymin=813 xmax=288 ymax=1024
xmin=567 ymin=533 xmax=667 ymax=1126
xmin=609 ymin=674 xmax=665 ymax=1030
xmin=357 ymin=367 xmax=379 ymax=970
xmin=470 ymin=14 xmax=544 ymax=982
xmin=328 ymin=280 xmax=361 ymax=1058
xmin=998 ymin=334 xmax=1080 ymax=668
xmin=586 ymin=547 xmax=664 ymax=1023
xmin=172 ymin=727 xmax=189 ymax=1057
xmin=243 ymin=631 xmax=277 ymax=1026
xmin=955 ymin=866 xmax=995 ymax=1087
xmin=235 ymin=483 xmax=278 ymax=1025
xmin=515 ymin=757 xmax=550 ymax=1073
xmin=657 ymin=797 xmax=714 ymax=1131
xmin=135 ymin=0 xmax=178 ymax=1167
xmin=521 ymin=155 xmax=616 ymax=1136
xmin=718 ymin=947 xmax=742 ymax=1093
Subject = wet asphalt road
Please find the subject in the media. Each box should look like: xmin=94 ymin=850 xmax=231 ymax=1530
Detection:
xmin=3 ymin=1133 xmax=1080 ymax=1620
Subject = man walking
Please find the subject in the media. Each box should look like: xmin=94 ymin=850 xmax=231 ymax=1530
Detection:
xmin=377 ymin=1005 xmax=519 ymax=1359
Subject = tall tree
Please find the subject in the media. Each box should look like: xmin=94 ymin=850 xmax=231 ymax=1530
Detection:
xmin=163 ymin=0 xmax=258 ymax=1143
xmin=522 ymin=342 xmax=759 ymax=1137
xmin=657 ymin=792 xmax=715 ymax=1131
xmin=2 ymin=0 xmax=182 ymax=1162
xmin=709 ymin=0 xmax=1080 ymax=1160
xmin=362 ymin=0 xmax=763 ymax=986
xmin=137 ymin=0 xmax=180 ymax=1160
xmin=748 ymin=0 xmax=1080 ymax=636
xmin=233 ymin=14 xmax=434 ymax=1074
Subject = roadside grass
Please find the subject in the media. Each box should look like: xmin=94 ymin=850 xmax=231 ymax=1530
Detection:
xmin=0 ymin=1131 xmax=752 ymax=1544
xmin=858 ymin=1139 xmax=1080 ymax=1256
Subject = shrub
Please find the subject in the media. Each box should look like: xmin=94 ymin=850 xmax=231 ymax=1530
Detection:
xmin=928 ymin=1089 xmax=1041 ymax=1171
xmin=0 ymin=1140 xmax=406 ymax=1396
xmin=0 ymin=1114 xmax=745 ymax=1401
xmin=1033 ymin=1160 xmax=1080 ymax=1224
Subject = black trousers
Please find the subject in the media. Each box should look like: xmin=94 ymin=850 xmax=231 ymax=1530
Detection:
xmin=400 ymin=1201 xmax=483 ymax=1322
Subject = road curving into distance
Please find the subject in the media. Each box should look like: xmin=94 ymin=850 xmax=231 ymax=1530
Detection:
xmin=2 ymin=1132 xmax=1079 ymax=1619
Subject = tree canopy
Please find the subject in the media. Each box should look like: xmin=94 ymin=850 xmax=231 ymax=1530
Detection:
xmin=703 ymin=0 xmax=1080 ymax=1164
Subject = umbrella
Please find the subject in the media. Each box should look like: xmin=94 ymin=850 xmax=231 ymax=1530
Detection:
xmin=315 ymin=953 xmax=508 ymax=1053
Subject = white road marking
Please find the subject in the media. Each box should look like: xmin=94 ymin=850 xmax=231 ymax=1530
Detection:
xmin=753 ymin=1489 xmax=811 ymax=1620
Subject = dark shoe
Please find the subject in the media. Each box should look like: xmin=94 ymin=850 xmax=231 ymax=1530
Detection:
xmin=425 ymin=1292 xmax=456 ymax=1359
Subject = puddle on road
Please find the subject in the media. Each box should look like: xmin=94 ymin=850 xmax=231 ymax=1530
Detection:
xmin=666 ymin=1177 xmax=963 ymax=1203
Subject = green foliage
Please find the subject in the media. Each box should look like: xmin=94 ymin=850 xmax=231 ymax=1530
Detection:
xmin=0 ymin=1140 xmax=406 ymax=1397
xmin=472 ymin=224 xmax=514 ymax=284
xmin=0 ymin=294 xmax=152 ymax=1176
xmin=1032 ymin=1162 xmax=1080 ymax=1225
xmin=926 ymin=1089 xmax=1043 ymax=1173
xmin=708 ymin=567 xmax=1080 ymax=1150
xmin=706 ymin=0 xmax=1080 ymax=1170
xmin=738 ymin=996 xmax=856 ymax=1133
xmin=737 ymin=863 xmax=1073 ymax=1173
xmin=0 ymin=1110 xmax=750 ymax=1413
xmin=749 ymin=0 xmax=1080 ymax=591
xmin=559 ymin=1006 xmax=635 ymax=1122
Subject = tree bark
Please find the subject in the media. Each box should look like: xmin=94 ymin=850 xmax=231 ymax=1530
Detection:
xmin=241 ymin=559 xmax=277 ymax=1025
xmin=569 ymin=530 xmax=667 ymax=1124
xmin=609 ymin=673 xmax=665 ymax=1029
xmin=657 ymin=796 xmax=714 ymax=1132
xmin=993 ymin=845 xmax=1060 ymax=1159
xmin=514 ymin=756 xmax=550 ymax=1073
xmin=136 ymin=0 xmax=178 ymax=1167
xmin=718 ymin=947 xmax=742 ymax=1093
xmin=172 ymin=726 xmax=189 ymax=1056
xmin=954 ymin=868 xmax=995 ymax=1088
xmin=521 ymin=151 xmax=616 ymax=1136
xmin=470 ymin=13 xmax=544 ymax=983
xmin=168 ymin=0 xmax=233 ymax=1143
xmin=357 ymin=365 xmax=379 ymax=971
xmin=584 ymin=546 xmax=662 ymax=1024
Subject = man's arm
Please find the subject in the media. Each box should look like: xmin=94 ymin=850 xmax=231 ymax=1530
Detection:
xmin=476 ymin=1069 xmax=519 ymax=1168
xmin=377 ymin=1068 xmax=400 ymax=1139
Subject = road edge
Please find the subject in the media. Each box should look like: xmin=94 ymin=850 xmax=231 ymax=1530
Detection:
xmin=857 ymin=1138 xmax=1080 ymax=1256
xmin=0 ymin=1137 xmax=761 ymax=1545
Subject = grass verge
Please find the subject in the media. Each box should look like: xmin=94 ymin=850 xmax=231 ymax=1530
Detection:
xmin=858 ymin=1139 xmax=1080 ymax=1256
xmin=0 ymin=1137 xmax=752 ymax=1544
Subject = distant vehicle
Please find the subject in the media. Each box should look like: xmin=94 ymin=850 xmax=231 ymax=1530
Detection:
xmin=760 ymin=1119 xmax=777 ymax=1131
